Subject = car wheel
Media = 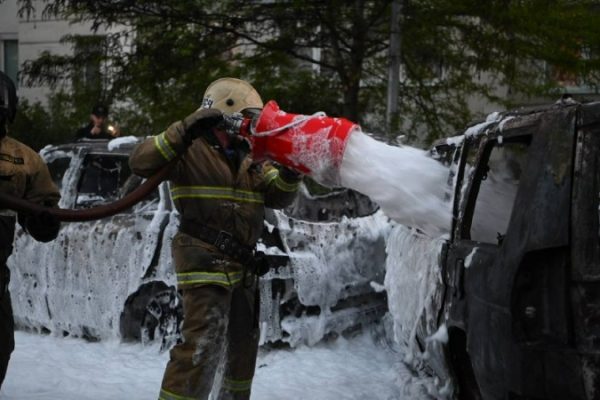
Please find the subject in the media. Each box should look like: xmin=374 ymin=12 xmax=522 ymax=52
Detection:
xmin=120 ymin=281 xmax=183 ymax=352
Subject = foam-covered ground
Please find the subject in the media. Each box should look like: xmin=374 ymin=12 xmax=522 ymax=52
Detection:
xmin=1 ymin=329 xmax=436 ymax=400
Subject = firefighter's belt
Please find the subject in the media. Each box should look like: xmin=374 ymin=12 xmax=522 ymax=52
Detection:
xmin=179 ymin=219 xmax=254 ymax=264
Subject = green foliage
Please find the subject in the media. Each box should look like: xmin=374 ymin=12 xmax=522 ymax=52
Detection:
xmin=14 ymin=0 xmax=600 ymax=147
xmin=10 ymin=91 xmax=93 ymax=151
xmin=394 ymin=0 xmax=600 ymax=142
xmin=241 ymin=51 xmax=344 ymax=116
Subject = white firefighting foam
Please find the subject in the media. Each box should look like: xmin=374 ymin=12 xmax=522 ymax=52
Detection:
xmin=384 ymin=224 xmax=454 ymax=397
xmin=1 ymin=329 xmax=438 ymax=400
xmin=8 ymin=193 xmax=175 ymax=340
xmin=340 ymin=131 xmax=451 ymax=236
xmin=262 ymin=209 xmax=392 ymax=347
xmin=285 ymin=123 xmax=349 ymax=187
xmin=284 ymin=122 xmax=452 ymax=236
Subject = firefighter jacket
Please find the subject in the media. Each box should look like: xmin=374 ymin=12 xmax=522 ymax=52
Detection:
xmin=129 ymin=120 xmax=301 ymax=248
xmin=0 ymin=136 xmax=61 ymax=250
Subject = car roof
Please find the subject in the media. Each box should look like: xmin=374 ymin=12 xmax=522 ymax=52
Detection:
xmin=41 ymin=137 xmax=144 ymax=158
xmin=433 ymin=101 xmax=600 ymax=153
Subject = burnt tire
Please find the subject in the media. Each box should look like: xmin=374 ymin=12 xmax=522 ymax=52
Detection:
xmin=120 ymin=281 xmax=183 ymax=351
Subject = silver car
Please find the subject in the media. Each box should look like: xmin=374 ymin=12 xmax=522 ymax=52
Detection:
xmin=8 ymin=137 xmax=389 ymax=350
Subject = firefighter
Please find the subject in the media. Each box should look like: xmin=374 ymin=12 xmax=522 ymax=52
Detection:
xmin=0 ymin=71 xmax=61 ymax=389
xmin=129 ymin=77 xmax=302 ymax=400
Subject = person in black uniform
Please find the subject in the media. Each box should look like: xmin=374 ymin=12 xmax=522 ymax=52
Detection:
xmin=75 ymin=103 xmax=118 ymax=139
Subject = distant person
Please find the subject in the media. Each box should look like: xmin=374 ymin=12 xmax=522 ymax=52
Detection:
xmin=0 ymin=71 xmax=61 ymax=390
xmin=75 ymin=104 xmax=119 ymax=140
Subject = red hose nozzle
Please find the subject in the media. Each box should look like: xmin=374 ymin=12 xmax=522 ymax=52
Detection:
xmin=238 ymin=101 xmax=359 ymax=185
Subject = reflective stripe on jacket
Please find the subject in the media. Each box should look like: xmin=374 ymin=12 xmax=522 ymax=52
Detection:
xmin=176 ymin=270 xmax=243 ymax=288
xmin=170 ymin=185 xmax=264 ymax=204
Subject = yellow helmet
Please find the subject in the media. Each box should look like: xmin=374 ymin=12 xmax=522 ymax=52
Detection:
xmin=201 ymin=77 xmax=263 ymax=115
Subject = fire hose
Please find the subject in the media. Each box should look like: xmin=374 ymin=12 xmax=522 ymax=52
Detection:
xmin=0 ymin=114 xmax=248 ymax=222
xmin=0 ymin=101 xmax=358 ymax=222
xmin=0 ymin=159 xmax=176 ymax=222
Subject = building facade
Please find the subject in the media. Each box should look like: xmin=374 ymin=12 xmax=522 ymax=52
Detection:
xmin=1 ymin=1 xmax=597 ymax=124
xmin=0 ymin=0 xmax=118 ymax=105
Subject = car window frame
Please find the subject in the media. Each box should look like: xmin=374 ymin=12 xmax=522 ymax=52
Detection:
xmin=74 ymin=151 xmax=133 ymax=209
xmin=457 ymin=134 xmax=531 ymax=244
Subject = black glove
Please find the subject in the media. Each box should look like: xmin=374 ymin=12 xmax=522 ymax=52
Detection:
xmin=181 ymin=108 xmax=224 ymax=145
xmin=21 ymin=210 xmax=60 ymax=243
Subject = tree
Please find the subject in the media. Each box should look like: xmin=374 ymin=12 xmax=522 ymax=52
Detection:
xmin=14 ymin=0 xmax=600 ymax=145
xmin=15 ymin=1 xmax=390 ymax=130
xmin=397 ymin=0 xmax=600 ymax=141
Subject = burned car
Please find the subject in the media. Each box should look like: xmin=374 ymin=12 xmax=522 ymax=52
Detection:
xmin=7 ymin=137 xmax=388 ymax=349
xmin=389 ymin=101 xmax=600 ymax=399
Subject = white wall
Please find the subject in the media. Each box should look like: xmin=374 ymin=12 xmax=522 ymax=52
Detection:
xmin=0 ymin=0 xmax=19 ymax=34
xmin=0 ymin=0 xmax=118 ymax=105
xmin=0 ymin=0 xmax=19 ymax=84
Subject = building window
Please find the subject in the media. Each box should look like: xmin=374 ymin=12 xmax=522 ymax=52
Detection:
xmin=73 ymin=36 xmax=105 ymax=93
xmin=3 ymin=40 xmax=18 ymax=87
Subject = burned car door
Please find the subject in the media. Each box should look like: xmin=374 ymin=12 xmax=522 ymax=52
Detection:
xmin=446 ymin=106 xmax=585 ymax=400
xmin=570 ymin=103 xmax=600 ymax=398
xmin=446 ymin=130 xmax=533 ymax=399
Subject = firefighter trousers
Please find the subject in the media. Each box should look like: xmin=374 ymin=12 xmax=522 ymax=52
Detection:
xmin=0 ymin=261 xmax=14 ymax=390
xmin=159 ymin=232 xmax=260 ymax=400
